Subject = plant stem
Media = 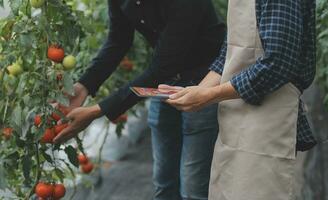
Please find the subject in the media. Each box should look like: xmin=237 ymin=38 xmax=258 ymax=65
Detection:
xmin=2 ymin=98 xmax=9 ymax=124
xmin=97 ymin=122 xmax=110 ymax=165
xmin=25 ymin=143 xmax=41 ymax=200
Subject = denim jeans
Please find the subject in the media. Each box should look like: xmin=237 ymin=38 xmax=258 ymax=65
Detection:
xmin=148 ymin=83 xmax=219 ymax=200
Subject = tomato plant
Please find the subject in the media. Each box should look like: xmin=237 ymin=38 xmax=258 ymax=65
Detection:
xmin=0 ymin=0 xmax=84 ymax=199
xmin=0 ymin=0 xmax=153 ymax=198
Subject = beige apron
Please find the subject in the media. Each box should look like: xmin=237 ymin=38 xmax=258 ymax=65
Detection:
xmin=209 ymin=0 xmax=300 ymax=200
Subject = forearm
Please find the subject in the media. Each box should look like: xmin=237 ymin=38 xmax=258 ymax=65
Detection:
xmin=78 ymin=40 xmax=131 ymax=96
xmin=210 ymin=81 xmax=239 ymax=103
xmin=199 ymin=71 xmax=221 ymax=87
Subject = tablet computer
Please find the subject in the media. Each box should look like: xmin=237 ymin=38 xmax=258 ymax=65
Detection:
xmin=130 ymin=87 xmax=177 ymax=99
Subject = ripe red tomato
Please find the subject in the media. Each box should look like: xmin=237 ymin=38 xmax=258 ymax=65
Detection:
xmin=2 ymin=127 xmax=13 ymax=140
xmin=120 ymin=57 xmax=134 ymax=71
xmin=58 ymin=106 xmax=70 ymax=116
xmin=40 ymin=128 xmax=55 ymax=144
xmin=53 ymin=183 xmax=66 ymax=199
xmin=78 ymin=154 xmax=89 ymax=165
xmin=54 ymin=124 xmax=68 ymax=136
xmin=112 ymin=114 xmax=128 ymax=124
xmin=34 ymin=115 xmax=42 ymax=127
xmin=51 ymin=112 xmax=61 ymax=122
xmin=47 ymin=45 xmax=65 ymax=63
xmin=35 ymin=182 xmax=54 ymax=199
xmin=81 ymin=162 xmax=94 ymax=174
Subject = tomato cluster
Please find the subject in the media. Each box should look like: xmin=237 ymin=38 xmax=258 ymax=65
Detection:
xmin=35 ymin=182 xmax=66 ymax=200
xmin=35 ymin=106 xmax=70 ymax=144
xmin=78 ymin=154 xmax=94 ymax=174
xmin=47 ymin=45 xmax=77 ymax=71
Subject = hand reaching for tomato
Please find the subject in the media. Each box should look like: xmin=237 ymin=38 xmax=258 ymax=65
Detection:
xmin=53 ymin=105 xmax=103 ymax=144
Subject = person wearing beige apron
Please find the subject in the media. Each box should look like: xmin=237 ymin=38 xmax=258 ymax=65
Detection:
xmin=164 ymin=0 xmax=317 ymax=199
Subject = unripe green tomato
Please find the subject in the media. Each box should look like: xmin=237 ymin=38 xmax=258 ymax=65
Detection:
xmin=62 ymin=55 xmax=76 ymax=70
xmin=30 ymin=0 xmax=45 ymax=8
xmin=103 ymin=88 xmax=110 ymax=96
xmin=7 ymin=63 xmax=23 ymax=76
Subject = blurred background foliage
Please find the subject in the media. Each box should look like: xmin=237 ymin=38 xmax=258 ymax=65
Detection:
xmin=316 ymin=0 xmax=328 ymax=108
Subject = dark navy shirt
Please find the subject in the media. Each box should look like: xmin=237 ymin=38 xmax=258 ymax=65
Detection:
xmin=79 ymin=0 xmax=225 ymax=121
xmin=210 ymin=0 xmax=316 ymax=151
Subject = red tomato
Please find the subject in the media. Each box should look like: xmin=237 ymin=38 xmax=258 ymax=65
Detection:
xmin=2 ymin=127 xmax=13 ymax=140
xmin=81 ymin=162 xmax=94 ymax=174
xmin=120 ymin=57 xmax=134 ymax=71
xmin=51 ymin=112 xmax=61 ymax=122
xmin=34 ymin=115 xmax=42 ymax=127
xmin=35 ymin=182 xmax=53 ymax=199
xmin=53 ymin=183 xmax=66 ymax=199
xmin=40 ymin=128 xmax=55 ymax=144
xmin=112 ymin=114 xmax=128 ymax=124
xmin=78 ymin=154 xmax=89 ymax=165
xmin=47 ymin=45 xmax=65 ymax=63
xmin=54 ymin=124 xmax=68 ymax=136
xmin=58 ymin=106 xmax=70 ymax=116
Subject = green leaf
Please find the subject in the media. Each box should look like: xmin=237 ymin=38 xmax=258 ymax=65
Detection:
xmin=41 ymin=151 xmax=53 ymax=163
xmin=115 ymin=123 xmax=124 ymax=138
xmin=75 ymin=136 xmax=85 ymax=155
xmin=64 ymin=145 xmax=79 ymax=167
xmin=11 ymin=105 xmax=22 ymax=129
xmin=8 ymin=0 xmax=23 ymax=16
xmin=54 ymin=168 xmax=65 ymax=183
xmin=0 ymin=19 xmax=15 ymax=39
xmin=63 ymin=73 xmax=74 ymax=95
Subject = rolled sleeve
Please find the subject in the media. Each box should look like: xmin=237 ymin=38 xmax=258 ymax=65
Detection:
xmin=209 ymin=35 xmax=227 ymax=75
xmin=230 ymin=0 xmax=304 ymax=105
xmin=230 ymin=69 xmax=262 ymax=105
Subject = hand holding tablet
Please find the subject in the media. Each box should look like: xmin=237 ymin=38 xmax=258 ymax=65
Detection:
xmin=130 ymin=86 xmax=181 ymax=99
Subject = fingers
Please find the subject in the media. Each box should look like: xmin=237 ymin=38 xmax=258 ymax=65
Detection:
xmin=169 ymin=88 xmax=189 ymax=100
xmin=158 ymin=84 xmax=184 ymax=93
xmin=53 ymin=110 xmax=77 ymax=143
xmin=53 ymin=125 xmax=72 ymax=144
xmin=166 ymin=99 xmax=198 ymax=112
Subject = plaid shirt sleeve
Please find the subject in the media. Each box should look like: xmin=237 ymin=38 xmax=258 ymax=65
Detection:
xmin=209 ymin=35 xmax=227 ymax=75
xmin=230 ymin=0 xmax=304 ymax=105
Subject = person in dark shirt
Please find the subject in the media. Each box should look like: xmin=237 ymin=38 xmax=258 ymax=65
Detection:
xmin=53 ymin=0 xmax=225 ymax=199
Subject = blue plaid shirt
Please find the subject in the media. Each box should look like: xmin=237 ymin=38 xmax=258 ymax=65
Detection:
xmin=210 ymin=0 xmax=316 ymax=151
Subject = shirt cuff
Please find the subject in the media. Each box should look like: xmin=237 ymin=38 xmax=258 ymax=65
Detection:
xmin=209 ymin=61 xmax=224 ymax=75
xmin=230 ymin=70 xmax=262 ymax=105
xmin=98 ymin=85 xmax=143 ymax=121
